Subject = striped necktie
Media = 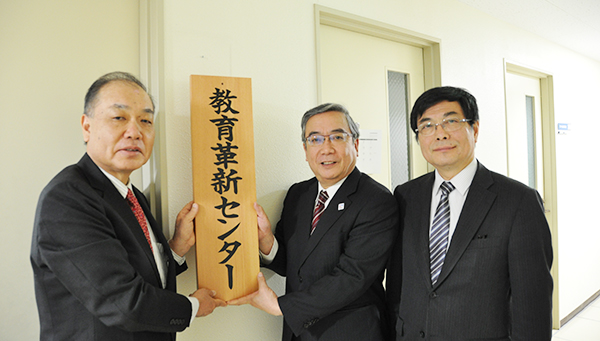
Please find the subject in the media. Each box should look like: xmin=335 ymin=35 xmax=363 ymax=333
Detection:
xmin=311 ymin=190 xmax=329 ymax=235
xmin=429 ymin=181 xmax=455 ymax=285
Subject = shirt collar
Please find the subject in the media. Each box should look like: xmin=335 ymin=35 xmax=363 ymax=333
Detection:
xmin=433 ymin=158 xmax=478 ymax=196
xmin=98 ymin=168 xmax=132 ymax=199
xmin=317 ymin=176 xmax=348 ymax=200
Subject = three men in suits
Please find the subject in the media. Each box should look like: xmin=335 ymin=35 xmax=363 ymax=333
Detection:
xmin=30 ymin=72 xmax=225 ymax=340
xmin=386 ymin=86 xmax=553 ymax=340
xmin=230 ymin=103 xmax=399 ymax=340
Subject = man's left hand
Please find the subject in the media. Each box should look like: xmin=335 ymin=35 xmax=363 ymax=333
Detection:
xmin=227 ymin=272 xmax=282 ymax=316
xmin=169 ymin=201 xmax=199 ymax=257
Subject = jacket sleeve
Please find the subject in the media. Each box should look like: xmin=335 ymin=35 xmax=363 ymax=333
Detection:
xmin=278 ymin=188 xmax=399 ymax=336
xmin=508 ymin=188 xmax=553 ymax=340
xmin=32 ymin=179 xmax=192 ymax=333
xmin=262 ymin=184 xmax=297 ymax=276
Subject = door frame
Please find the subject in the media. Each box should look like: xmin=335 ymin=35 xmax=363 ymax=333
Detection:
xmin=139 ymin=0 xmax=169 ymax=229
xmin=504 ymin=60 xmax=559 ymax=329
xmin=314 ymin=5 xmax=441 ymax=179
xmin=314 ymin=5 xmax=441 ymax=103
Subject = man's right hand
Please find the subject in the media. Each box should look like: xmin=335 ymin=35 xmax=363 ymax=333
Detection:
xmin=190 ymin=288 xmax=226 ymax=317
xmin=254 ymin=203 xmax=274 ymax=255
xmin=227 ymin=272 xmax=282 ymax=316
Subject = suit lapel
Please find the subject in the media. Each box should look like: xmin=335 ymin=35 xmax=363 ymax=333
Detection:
xmin=78 ymin=154 xmax=162 ymax=286
xmin=287 ymin=181 xmax=318 ymax=264
xmin=409 ymin=173 xmax=437 ymax=289
xmin=435 ymin=162 xmax=496 ymax=286
xmin=134 ymin=186 xmax=172 ymax=288
xmin=298 ymin=168 xmax=360 ymax=268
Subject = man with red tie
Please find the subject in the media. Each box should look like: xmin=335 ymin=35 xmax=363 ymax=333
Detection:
xmin=30 ymin=72 xmax=225 ymax=341
xmin=230 ymin=103 xmax=399 ymax=341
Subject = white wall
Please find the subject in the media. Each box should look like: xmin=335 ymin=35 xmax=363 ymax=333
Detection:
xmin=0 ymin=1 xmax=140 ymax=339
xmin=2 ymin=0 xmax=599 ymax=339
xmin=161 ymin=1 xmax=600 ymax=338
xmin=553 ymin=55 xmax=600 ymax=317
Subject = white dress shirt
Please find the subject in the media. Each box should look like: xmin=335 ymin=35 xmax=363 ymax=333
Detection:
xmin=429 ymin=158 xmax=478 ymax=246
xmin=260 ymin=176 xmax=348 ymax=264
xmin=99 ymin=168 xmax=199 ymax=320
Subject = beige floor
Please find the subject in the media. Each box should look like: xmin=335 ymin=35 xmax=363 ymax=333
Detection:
xmin=553 ymin=296 xmax=600 ymax=340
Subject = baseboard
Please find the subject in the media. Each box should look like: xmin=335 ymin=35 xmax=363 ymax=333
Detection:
xmin=560 ymin=289 xmax=600 ymax=327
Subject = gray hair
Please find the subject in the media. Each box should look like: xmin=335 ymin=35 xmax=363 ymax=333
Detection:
xmin=83 ymin=71 xmax=154 ymax=117
xmin=301 ymin=103 xmax=360 ymax=142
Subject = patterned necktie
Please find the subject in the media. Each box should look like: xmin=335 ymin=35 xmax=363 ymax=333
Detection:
xmin=311 ymin=190 xmax=329 ymax=235
xmin=429 ymin=181 xmax=455 ymax=285
xmin=126 ymin=189 xmax=153 ymax=252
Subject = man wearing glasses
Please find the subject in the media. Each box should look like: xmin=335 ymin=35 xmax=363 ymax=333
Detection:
xmin=30 ymin=72 xmax=225 ymax=341
xmin=386 ymin=86 xmax=553 ymax=340
xmin=230 ymin=103 xmax=398 ymax=340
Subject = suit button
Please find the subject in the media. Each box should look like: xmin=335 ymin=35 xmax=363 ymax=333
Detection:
xmin=430 ymin=292 xmax=438 ymax=299
xmin=169 ymin=318 xmax=184 ymax=325
xmin=299 ymin=276 xmax=303 ymax=283
xmin=303 ymin=318 xmax=318 ymax=328
xmin=420 ymin=331 xmax=425 ymax=338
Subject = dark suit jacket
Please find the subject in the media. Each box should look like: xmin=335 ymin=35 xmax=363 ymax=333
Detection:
xmin=266 ymin=167 xmax=399 ymax=341
xmin=387 ymin=162 xmax=553 ymax=340
xmin=30 ymin=154 xmax=192 ymax=341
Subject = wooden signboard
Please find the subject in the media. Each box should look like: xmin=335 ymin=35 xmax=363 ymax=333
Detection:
xmin=190 ymin=75 xmax=259 ymax=301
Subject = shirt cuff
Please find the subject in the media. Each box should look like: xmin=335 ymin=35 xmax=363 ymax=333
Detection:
xmin=172 ymin=249 xmax=186 ymax=265
xmin=187 ymin=296 xmax=200 ymax=323
xmin=259 ymin=238 xmax=279 ymax=264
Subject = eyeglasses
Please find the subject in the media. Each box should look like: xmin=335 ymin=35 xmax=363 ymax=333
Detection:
xmin=304 ymin=132 xmax=352 ymax=146
xmin=415 ymin=118 xmax=472 ymax=136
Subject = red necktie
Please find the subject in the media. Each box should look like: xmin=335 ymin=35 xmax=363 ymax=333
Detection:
xmin=126 ymin=189 xmax=153 ymax=252
xmin=311 ymin=190 xmax=329 ymax=235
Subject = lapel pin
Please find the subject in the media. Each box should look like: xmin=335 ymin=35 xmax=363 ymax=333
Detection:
xmin=338 ymin=203 xmax=345 ymax=211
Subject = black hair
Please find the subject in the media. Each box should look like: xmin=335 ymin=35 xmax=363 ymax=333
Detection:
xmin=410 ymin=86 xmax=478 ymax=139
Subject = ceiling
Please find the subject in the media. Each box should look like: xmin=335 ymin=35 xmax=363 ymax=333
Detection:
xmin=455 ymin=0 xmax=600 ymax=63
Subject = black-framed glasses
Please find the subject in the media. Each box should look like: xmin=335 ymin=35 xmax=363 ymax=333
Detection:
xmin=304 ymin=132 xmax=352 ymax=146
xmin=415 ymin=118 xmax=472 ymax=136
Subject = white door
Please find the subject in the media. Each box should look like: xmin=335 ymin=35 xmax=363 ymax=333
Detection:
xmin=319 ymin=24 xmax=428 ymax=189
xmin=505 ymin=72 xmax=544 ymax=195
xmin=504 ymin=66 xmax=559 ymax=328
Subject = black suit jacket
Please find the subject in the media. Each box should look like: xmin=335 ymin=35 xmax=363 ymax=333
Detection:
xmin=387 ymin=162 xmax=553 ymax=340
xmin=30 ymin=154 xmax=192 ymax=341
xmin=266 ymin=167 xmax=399 ymax=341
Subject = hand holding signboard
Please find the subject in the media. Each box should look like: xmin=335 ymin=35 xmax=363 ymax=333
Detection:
xmin=227 ymin=272 xmax=281 ymax=316
xmin=168 ymin=201 xmax=199 ymax=257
